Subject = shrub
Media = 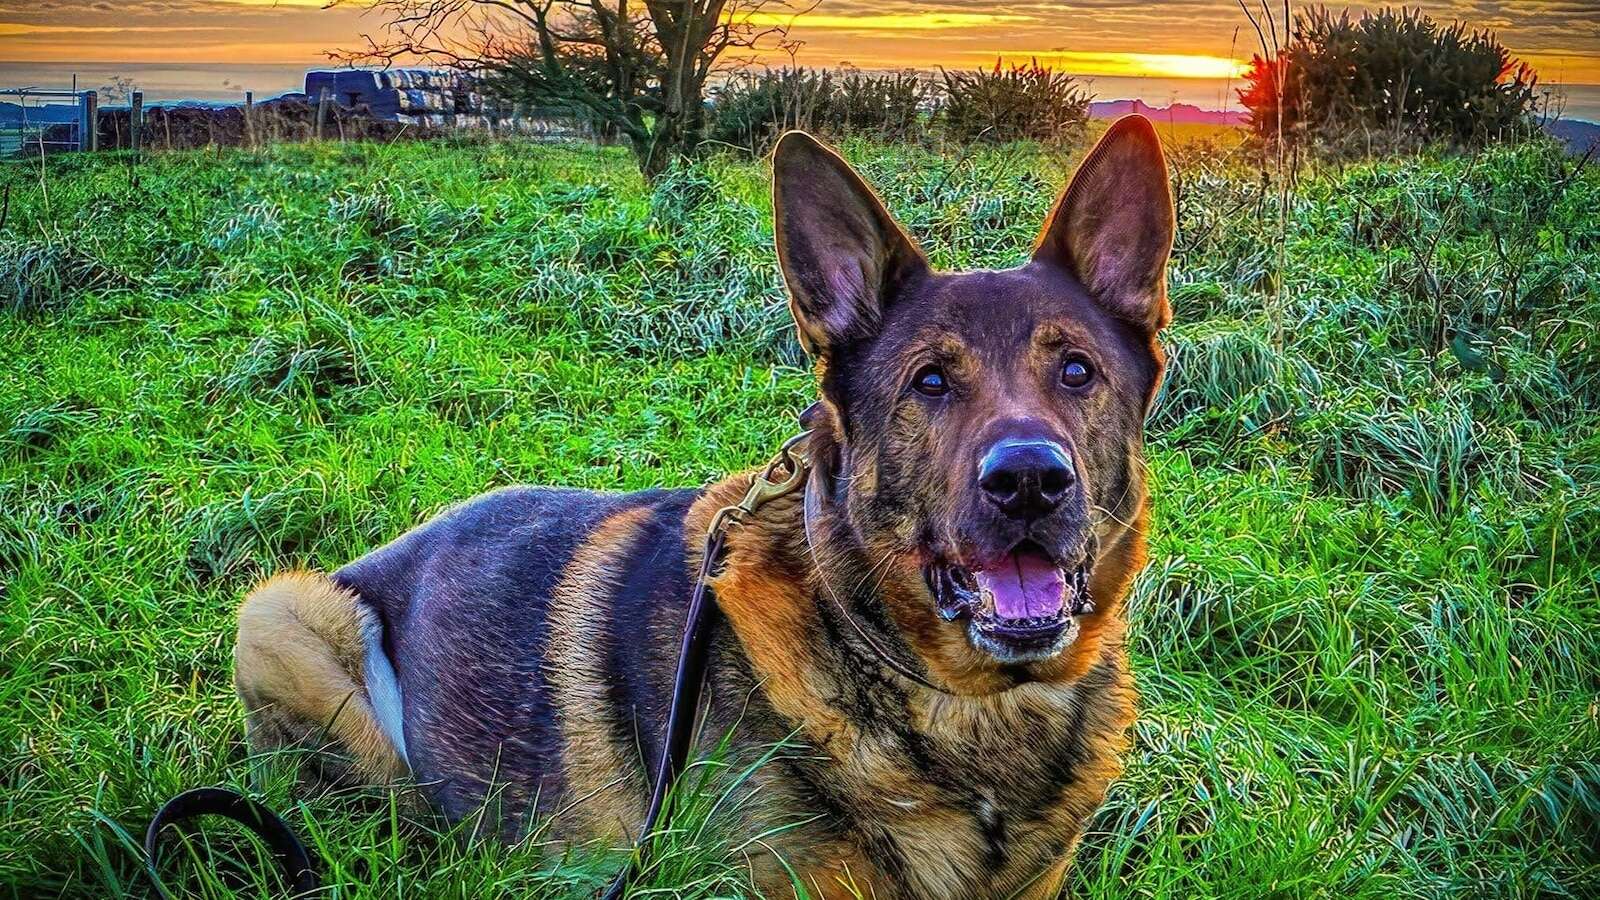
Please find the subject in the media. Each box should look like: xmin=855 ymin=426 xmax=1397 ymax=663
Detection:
xmin=0 ymin=238 xmax=125 ymax=316
xmin=208 ymin=198 xmax=285 ymax=253
xmin=184 ymin=479 xmax=331 ymax=582
xmin=1240 ymin=6 xmax=1538 ymax=152
xmin=328 ymin=185 xmax=409 ymax=240
xmin=707 ymin=68 xmax=930 ymax=154
xmin=1301 ymin=391 xmax=1486 ymax=513
xmin=824 ymin=69 xmax=930 ymax=141
xmin=1151 ymin=318 xmax=1321 ymax=446
xmin=938 ymin=59 xmax=1090 ymax=144
xmin=211 ymin=302 xmax=367 ymax=400
xmin=1 ymin=402 xmax=96 ymax=460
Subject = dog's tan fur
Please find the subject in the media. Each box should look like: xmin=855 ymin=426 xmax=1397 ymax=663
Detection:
xmin=234 ymin=571 xmax=405 ymax=785
xmin=695 ymin=482 xmax=1139 ymax=898
xmin=544 ymin=504 xmax=655 ymax=839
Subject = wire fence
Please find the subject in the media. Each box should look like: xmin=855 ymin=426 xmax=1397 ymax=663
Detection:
xmin=4 ymin=70 xmax=603 ymax=161
xmin=0 ymin=88 xmax=87 ymax=157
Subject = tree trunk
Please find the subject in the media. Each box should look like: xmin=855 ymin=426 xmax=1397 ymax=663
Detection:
xmin=638 ymin=0 xmax=715 ymax=180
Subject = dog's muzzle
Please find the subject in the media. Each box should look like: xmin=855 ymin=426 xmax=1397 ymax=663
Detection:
xmin=924 ymin=541 xmax=1094 ymax=664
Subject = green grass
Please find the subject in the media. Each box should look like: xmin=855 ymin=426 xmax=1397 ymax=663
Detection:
xmin=2 ymin=134 xmax=1597 ymax=898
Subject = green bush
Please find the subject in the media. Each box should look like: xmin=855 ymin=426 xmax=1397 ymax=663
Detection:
xmin=707 ymin=67 xmax=930 ymax=153
xmin=938 ymin=59 xmax=1090 ymax=144
xmin=1240 ymin=6 xmax=1539 ymax=152
xmin=709 ymin=62 xmax=1092 ymax=152
xmin=0 ymin=237 xmax=126 ymax=316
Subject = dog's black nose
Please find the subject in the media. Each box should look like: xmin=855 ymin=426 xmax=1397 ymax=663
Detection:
xmin=978 ymin=439 xmax=1075 ymax=519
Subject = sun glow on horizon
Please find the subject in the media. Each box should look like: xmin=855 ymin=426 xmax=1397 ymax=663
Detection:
xmin=973 ymin=51 xmax=1252 ymax=80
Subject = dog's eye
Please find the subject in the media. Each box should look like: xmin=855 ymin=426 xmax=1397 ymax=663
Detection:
xmin=912 ymin=365 xmax=949 ymax=397
xmin=1060 ymin=357 xmax=1094 ymax=389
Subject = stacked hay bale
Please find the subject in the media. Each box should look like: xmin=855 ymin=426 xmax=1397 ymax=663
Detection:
xmin=304 ymin=68 xmax=501 ymax=130
xmin=296 ymin=68 xmax=618 ymax=139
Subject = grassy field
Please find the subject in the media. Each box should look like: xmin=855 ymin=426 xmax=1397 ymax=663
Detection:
xmin=2 ymin=133 xmax=1598 ymax=898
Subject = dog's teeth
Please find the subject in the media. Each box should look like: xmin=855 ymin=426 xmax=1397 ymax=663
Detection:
xmin=954 ymin=568 xmax=978 ymax=591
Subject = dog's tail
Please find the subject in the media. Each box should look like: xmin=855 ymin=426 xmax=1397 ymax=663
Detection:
xmin=234 ymin=570 xmax=408 ymax=783
xmin=150 ymin=570 xmax=409 ymax=897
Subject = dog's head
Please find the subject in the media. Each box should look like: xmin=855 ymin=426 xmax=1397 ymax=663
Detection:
xmin=774 ymin=117 xmax=1173 ymax=678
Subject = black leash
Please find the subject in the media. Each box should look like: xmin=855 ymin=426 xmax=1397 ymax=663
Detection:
xmin=598 ymin=525 xmax=727 ymax=900
xmin=143 ymin=786 xmax=318 ymax=898
xmin=600 ymin=429 xmax=814 ymax=899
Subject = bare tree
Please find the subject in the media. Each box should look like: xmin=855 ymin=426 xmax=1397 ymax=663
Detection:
xmin=99 ymin=76 xmax=138 ymax=105
xmin=335 ymin=0 xmax=800 ymax=178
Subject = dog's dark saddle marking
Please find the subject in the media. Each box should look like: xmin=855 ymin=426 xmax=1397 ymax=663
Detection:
xmin=335 ymin=485 xmax=700 ymax=825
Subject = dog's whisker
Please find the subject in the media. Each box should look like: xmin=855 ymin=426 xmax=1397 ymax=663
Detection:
xmin=846 ymin=549 xmax=897 ymax=596
xmin=863 ymin=550 xmax=899 ymax=597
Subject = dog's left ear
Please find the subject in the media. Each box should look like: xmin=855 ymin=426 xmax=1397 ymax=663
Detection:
xmin=1034 ymin=115 xmax=1175 ymax=332
xmin=773 ymin=131 xmax=928 ymax=357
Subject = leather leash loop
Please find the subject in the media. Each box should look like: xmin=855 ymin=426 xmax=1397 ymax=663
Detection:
xmin=144 ymin=786 xmax=318 ymax=899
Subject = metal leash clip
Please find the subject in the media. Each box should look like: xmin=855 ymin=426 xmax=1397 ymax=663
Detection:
xmin=707 ymin=429 xmax=812 ymax=539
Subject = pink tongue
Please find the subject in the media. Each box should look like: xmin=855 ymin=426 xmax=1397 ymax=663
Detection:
xmin=975 ymin=552 xmax=1065 ymax=619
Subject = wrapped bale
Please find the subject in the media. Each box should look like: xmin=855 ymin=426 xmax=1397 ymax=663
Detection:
xmin=297 ymin=67 xmax=494 ymax=127
xmin=366 ymin=90 xmax=402 ymax=119
xmin=335 ymin=70 xmax=381 ymax=98
xmin=304 ymin=69 xmax=383 ymax=106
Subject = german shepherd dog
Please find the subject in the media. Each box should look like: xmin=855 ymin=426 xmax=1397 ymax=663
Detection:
xmin=234 ymin=115 xmax=1174 ymax=899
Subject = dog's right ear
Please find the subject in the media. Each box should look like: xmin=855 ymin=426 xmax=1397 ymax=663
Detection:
xmin=772 ymin=131 xmax=928 ymax=357
xmin=1033 ymin=115 xmax=1174 ymax=332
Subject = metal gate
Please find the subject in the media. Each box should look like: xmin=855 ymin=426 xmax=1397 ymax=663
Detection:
xmin=1 ymin=88 xmax=90 ymax=157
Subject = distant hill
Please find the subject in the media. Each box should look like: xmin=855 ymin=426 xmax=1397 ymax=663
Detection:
xmin=1090 ymin=98 xmax=1246 ymax=126
xmin=1546 ymin=119 xmax=1600 ymax=155
xmin=1090 ymin=98 xmax=1599 ymax=157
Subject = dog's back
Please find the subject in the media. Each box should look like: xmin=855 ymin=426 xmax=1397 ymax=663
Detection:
xmin=238 ymin=485 xmax=740 ymax=835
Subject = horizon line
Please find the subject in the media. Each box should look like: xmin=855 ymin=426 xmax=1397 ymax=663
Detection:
xmin=3 ymin=59 xmax=1599 ymax=89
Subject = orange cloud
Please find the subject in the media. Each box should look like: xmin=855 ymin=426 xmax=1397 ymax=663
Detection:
xmin=1 ymin=1 xmax=1595 ymax=85
xmin=734 ymin=11 xmax=1035 ymax=31
xmin=0 ymin=24 xmax=229 ymax=36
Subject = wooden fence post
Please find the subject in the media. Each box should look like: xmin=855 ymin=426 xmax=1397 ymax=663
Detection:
xmin=130 ymin=91 xmax=144 ymax=153
xmin=82 ymin=90 xmax=99 ymax=152
xmin=315 ymin=87 xmax=330 ymax=141
xmin=244 ymin=91 xmax=255 ymax=148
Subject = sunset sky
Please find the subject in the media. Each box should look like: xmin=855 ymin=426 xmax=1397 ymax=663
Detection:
xmin=2 ymin=1 xmax=1598 ymax=84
